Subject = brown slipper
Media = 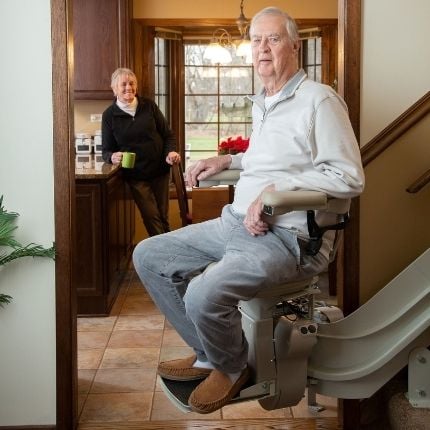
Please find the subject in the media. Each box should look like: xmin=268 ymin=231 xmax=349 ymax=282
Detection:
xmin=157 ymin=354 xmax=213 ymax=381
xmin=188 ymin=366 xmax=250 ymax=414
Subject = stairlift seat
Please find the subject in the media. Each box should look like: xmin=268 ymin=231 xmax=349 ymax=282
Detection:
xmin=162 ymin=168 xmax=430 ymax=414
xmin=161 ymin=169 xmax=354 ymax=412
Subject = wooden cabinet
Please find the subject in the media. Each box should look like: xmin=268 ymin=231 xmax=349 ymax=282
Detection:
xmin=191 ymin=187 xmax=232 ymax=223
xmin=74 ymin=167 xmax=135 ymax=315
xmin=72 ymin=0 xmax=132 ymax=99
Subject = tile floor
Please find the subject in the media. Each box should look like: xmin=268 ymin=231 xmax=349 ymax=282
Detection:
xmin=77 ymin=268 xmax=338 ymax=424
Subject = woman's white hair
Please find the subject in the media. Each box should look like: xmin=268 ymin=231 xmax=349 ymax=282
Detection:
xmin=110 ymin=67 xmax=137 ymax=90
xmin=250 ymin=7 xmax=299 ymax=45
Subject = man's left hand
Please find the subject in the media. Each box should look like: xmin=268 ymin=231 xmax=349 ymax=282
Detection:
xmin=243 ymin=185 xmax=275 ymax=236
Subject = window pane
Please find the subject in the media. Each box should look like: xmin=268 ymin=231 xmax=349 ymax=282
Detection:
xmin=185 ymin=66 xmax=217 ymax=94
xmin=220 ymin=67 xmax=253 ymax=94
xmin=220 ymin=123 xmax=249 ymax=140
xmin=158 ymin=39 xmax=166 ymax=66
xmin=159 ymin=66 xmax=167 ymax=94
xmin=315 ymin=38 xmax=321 ymax=64
xmin=220 ymin=95 xmax=251 ymax=122
xmin=184 ymin=43 xmax=253 ymax=168
xmin=307 ymin=40 xmax=315 ymax=65
xmin=315 ymin=65 xmax=322 ymax=83
xmin=154 ymin=67 xmax=159 ymax=93
xmin=185 ymin=123 xmax=218 ymax=166
xmin=185 ymin=44 xmax=205 ymax=66
xmin=185 ymin=95 xmax=218 ymax=122
xmin=158 ymin=95 xmax=167 ymax=115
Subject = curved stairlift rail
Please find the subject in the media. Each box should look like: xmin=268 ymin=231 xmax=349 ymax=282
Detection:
xmin=308 ymin=248 xmax=430 ymax=399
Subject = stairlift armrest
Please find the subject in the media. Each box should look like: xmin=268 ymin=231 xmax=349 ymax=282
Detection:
xmin=261 ymin=190 xmax=350 ymax=216
xmin=198 ymin=169 xmax=242 ymax=187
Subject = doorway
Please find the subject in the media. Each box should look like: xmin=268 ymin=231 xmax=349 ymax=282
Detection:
xmin=51 ymin=1 xmax=362 ymax=428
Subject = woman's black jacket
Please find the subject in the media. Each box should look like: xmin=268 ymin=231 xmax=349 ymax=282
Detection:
xmin=101 ymin=96 xmax=177 ymax=181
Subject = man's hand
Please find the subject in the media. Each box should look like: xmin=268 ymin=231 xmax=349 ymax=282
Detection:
xmin=243 ymin=184 xmax=275 ymax=236
xmin=185 ymin=155 xmax=232 ymax=187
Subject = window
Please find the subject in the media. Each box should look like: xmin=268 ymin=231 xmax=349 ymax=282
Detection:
xmin=183 ymin=44 xmax=259 ymax=168
xmin=154 ymin=37 xmax=169 ymax=120
xmin=301 ymin=37 xmax=322 ymax=82
xmin=145 ymin=21 xmax=336 ymax=167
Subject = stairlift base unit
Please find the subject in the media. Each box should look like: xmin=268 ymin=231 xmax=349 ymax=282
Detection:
xmin=160 ymin=280 xmax=321 ymax=412
xmin=406 ymin=347 xmax=430 ymax=408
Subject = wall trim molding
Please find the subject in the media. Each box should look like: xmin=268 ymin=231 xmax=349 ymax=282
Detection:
xmin=361 ymin=92 xmax=430 ymax=167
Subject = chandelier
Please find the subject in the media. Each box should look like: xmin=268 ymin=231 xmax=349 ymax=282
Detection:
xmin=203 ymin=0 xmax=252 ymax=65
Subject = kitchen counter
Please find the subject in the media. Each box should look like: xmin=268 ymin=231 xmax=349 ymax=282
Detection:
xmin=74 ymin=153 xmax=135 ymax=316
xmin=75 ymin=153 xmax=119 ymax=179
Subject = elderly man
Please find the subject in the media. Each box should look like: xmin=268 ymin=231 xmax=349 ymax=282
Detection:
xmin=133 ymin=7 xmax=364 ymax=414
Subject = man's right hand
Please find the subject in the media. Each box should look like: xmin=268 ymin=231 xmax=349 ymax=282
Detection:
xmin=185 ymin=155 xmax=232 ymax=187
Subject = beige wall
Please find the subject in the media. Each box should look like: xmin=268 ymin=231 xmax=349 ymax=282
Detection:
xmin=133 ymin=0 xmax=337 ymax=19
xmin=360 ymin=0 xmax=430 ymax=145
xmin=359 ymin=0 xmax=430 ymax=303
xmin=74 ymin=100 xmax=111 ymax=135
xmin=359 ymin=116 xmax=430 ymax=303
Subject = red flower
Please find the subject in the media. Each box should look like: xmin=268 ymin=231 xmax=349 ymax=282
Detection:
xmin=218 ymin=136 xmax=250 ymax=155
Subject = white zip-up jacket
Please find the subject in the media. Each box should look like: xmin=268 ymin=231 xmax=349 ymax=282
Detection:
xmin=230 ymin=69 xmax=365 ymax=260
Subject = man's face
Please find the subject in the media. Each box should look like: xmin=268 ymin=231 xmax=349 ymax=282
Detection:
xmin=113 ymin=74 xmax=137 ymax=104
xmin=250 ymin=14 xmax=298 ymax=83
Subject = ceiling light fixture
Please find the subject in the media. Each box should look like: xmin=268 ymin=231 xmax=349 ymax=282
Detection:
xmin=203 ymin=0 xmax=251 ymax=64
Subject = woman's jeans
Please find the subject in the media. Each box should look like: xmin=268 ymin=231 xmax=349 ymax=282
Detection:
xmin=132 ymin=204 xmax=328 ymax=373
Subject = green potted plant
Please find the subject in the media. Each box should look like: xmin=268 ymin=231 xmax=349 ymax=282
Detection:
xmin=0 ymin=195 xmax=55 ymax=307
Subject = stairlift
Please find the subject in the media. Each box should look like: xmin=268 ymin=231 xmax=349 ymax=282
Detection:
xmin=160 ymin=170 xmax=430 ymax=413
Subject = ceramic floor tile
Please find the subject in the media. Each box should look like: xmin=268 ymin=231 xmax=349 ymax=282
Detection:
xmin=91 ymin=368 xmax=157 ymax=393
xmin=100 ymin=347 xmax=160 ymax=369
xmin=159 ymin=346 xmax=194 ymax=362
xmin=150 ymin=391 xmax=221 ymax=421
xmin=162 ymin=329 xmax=188 ymax=347
xmin=77 ymin=394 xmax=87 ymax=419
xmin=126 ymin=286 xmax=152 ymax=299
xmin=78 ymin=369 xmax=96 ymax=394
xmin=291 ymin=391 xmax=338 ymax=418
xmin=114 ymin=314 xmax=165 ymax=331
xmin=120 ymin=297 xmax=162 ymax=316
xmin=77 ymin=316 xmax=117 ymax=332
xmin=77 ymin=268 xmax=338 ymax=424
xmin=80 ymin=392 xmax=153 ymax=422
xmin=78 ymin=331 xmax=111 ymax=350
xmin=221 ymin=399 xmax=290 ymax=419
xmin=78 ymin=349 xmax=105 ymax=370
xmin=109 ymin=292 xmax=128 ymax=316
xmin=107 ymin=329 xmax=163 ymax=349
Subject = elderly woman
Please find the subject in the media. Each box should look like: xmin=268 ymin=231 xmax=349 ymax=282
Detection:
xmin=102 ymin=68 xmax=180 ymax=236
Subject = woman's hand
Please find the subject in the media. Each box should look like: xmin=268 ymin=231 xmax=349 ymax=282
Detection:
xmin=111 ymin=152 xmax=123 ymax=165
xmin=166 ymin=151 xmax=181 ymax=165
xmin=243 ymin=184 xmax=275 ymax=236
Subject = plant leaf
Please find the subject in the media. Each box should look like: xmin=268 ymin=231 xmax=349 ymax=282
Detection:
xmin=0 ymin=293 xmax=13 ymax=307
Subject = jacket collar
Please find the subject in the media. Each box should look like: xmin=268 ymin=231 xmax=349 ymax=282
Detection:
xmin=250 ymin=69 xmax=307 ymax=108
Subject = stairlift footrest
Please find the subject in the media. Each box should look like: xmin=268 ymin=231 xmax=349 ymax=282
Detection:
xmin=406 ymin=347 xmax=430 ymax=408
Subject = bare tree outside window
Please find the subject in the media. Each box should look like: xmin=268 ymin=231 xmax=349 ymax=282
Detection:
xmin=184 ymin=44 xmax=256 ymax=168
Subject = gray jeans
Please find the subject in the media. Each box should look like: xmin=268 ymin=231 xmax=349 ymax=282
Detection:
xmin=132 ymin=204 xmax=328 ymax=373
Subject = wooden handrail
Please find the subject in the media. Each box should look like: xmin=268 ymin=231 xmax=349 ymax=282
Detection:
xmin=361 ymin=92 xmax=430 ymax=167
xmin=406 ymin=169 xmax=430 ymax=193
